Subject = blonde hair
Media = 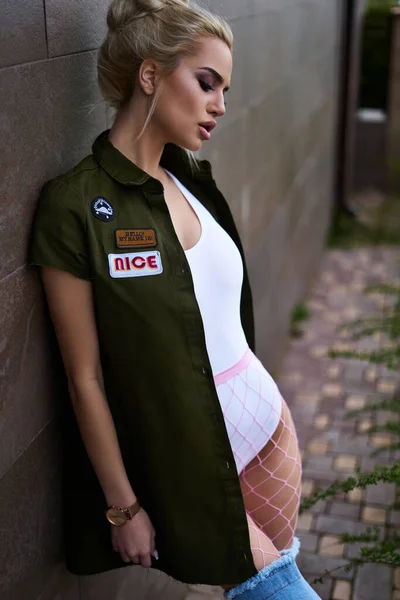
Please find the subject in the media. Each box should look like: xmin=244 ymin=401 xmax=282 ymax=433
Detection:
xmin=98 ymin=0 xmax=233 ymax=111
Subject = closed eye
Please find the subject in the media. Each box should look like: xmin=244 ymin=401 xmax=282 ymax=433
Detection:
xmin=198 ymin=80 xmax=214 ymax=92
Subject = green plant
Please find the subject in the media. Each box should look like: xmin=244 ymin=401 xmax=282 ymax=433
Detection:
xmin=327 ymin=195 xmax=400 ymax=249
xmin=290 ymin=302 xmax=310 ymax=338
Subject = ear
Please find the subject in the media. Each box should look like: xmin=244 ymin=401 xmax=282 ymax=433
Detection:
xmin=138 ymin=59 xmax=162 ymax=96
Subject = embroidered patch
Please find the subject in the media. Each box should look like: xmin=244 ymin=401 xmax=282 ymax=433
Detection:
xmin=92 ymin=197 xmax=114 ymax=222
xmin=108 ymin=251 xmax=163 ymax=279
xmin=115 ymin=229 xmax=157 ymax=249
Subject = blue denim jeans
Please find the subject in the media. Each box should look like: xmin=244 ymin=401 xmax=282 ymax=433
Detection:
xmin=224 ymin=538 xmax=321 ymax=600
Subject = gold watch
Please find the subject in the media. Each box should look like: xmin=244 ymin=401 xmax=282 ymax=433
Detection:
xmin=105 ymin=500 xmax=141 ymax=526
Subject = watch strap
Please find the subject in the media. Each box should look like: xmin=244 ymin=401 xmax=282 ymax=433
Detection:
xmin=126 ymin=499 xmax=141 ymax=520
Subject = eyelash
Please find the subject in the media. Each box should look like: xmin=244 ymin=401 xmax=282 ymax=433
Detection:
xmin=199 ymin=80 xmax=214 ymax=92
xmin=198 ymin=80 xmax=227 ymax=107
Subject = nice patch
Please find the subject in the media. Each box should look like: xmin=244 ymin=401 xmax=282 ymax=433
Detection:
xmin=108 ymin=251 xmax=163 ymax=279
xmin=115 ymin=229 xmax=157 ymax=249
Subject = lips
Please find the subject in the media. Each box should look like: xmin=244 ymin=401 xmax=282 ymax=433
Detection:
xmin=198 ymin=121 xmax=216 ymax=140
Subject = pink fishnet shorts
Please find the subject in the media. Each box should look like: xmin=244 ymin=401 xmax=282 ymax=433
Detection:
xmin=214 ymin=348 xmax=283 ymax=475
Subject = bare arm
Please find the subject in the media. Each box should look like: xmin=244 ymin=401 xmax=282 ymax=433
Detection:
xmin=41 ymin=266 xmax=137 ymax=507
xmin=41 ymin=267 xmax=157 ymax=567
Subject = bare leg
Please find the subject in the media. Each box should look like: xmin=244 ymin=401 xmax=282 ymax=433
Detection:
xmin=221 ymin=399 xmax=302 ymax=592
xmin=221 ymin=513 xmax=281 ymax=591
xmin=239 ymin=398 xmax=302 ymax=551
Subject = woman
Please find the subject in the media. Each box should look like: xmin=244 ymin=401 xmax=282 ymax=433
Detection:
xmin=29 ymin=0 xmax=320 ymax=598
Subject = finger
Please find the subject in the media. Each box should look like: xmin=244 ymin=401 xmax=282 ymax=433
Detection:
xmin=131 ymin=555 xmax=141 ymax=565
xmin=120 ymin=552 xmax=132 ymax=563
xmin=140 ymin=554 xmax=152 ymax=569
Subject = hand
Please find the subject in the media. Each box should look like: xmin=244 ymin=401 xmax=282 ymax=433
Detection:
xmin=111 ymin=508 xmax=157 ymax=568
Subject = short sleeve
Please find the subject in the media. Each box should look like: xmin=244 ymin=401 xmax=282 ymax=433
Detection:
xmin=28 ymin=178 xmax=91 ymax=280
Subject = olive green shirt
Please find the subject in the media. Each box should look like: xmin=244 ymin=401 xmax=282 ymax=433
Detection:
xmin=29 ymin=130 xmax=258 ymax=585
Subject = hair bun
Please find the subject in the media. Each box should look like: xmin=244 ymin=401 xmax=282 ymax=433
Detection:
xmin=107 ymin=0 xmax=189 ymax=32
xmin=137 ymin=0 xmax=190 ymax=11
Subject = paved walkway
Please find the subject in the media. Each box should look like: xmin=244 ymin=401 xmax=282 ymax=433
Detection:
xmin=278 ymin=246 xmax=400 ymax=600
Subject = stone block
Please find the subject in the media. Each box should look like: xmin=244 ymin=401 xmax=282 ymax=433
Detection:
xmin=297 ymin=552 xmax=353 ymax=581
xmin=307 ymin=439 xmax=330 ymax=456
xmin=46 ymin=0 xmax=109 ymax=57
xmin=319 ymin=535 xmax=344 ymax=558
xmin=309 ymin=578 xmax=333 ymax=600
xmin=333 ymin=436 xmax=370 ymax=456
xmin=322 ymin=383 xmax=343 ymax=398
xmin=315 ymin=516 xmax=357 ymax=536
xmin=301 ymin=480 xmax=316 ymax=499
xmin=345 ymin=394 xmax=366 ymax=410
xmin=333 ymin=454 xmax=358 ymax=472
xmin=295 ymin=392 xmax=321 ymax=405
xmin=357 ymin=418 xmax=373 ymax=434
xmin=329 ymin=502 xmax=360 ymax=520
xmin=327 ymin=364 xmax=342 ymax=378
xmin=0 ymin=53 xmax=106 ymax=278
xmin=364 ymin=482 xmax=396 ymax=507
xmin=333 ymin=580 xmax=351 ymax=600
xmin=298 ymin=532 xmax=319 ymax=554
xmin=0 ymin=269 xmax=57 ymax=478
xmin=0 ymin=422 xmax=63 ymax=597
xmin=308 ymin=499 xmax=327 ymax=515
xmin=361 ymin=506 xmax=387 ymax=525
xmin=305 ymin=455 xmax=333 ymax=472
xmin=314 ymin=414 xmax=330 ymax=430
xmin=347 ymin=488 xmax=363 ymax=503
xmin=376 ymin=378 xmax=398 ymax=394
xmin=370 ymin=433 xmax=393 ymax=449
xmin=353 ymin=563 xmax=392 ymax=600
xmin=0 ymin=0 xmax=47 ymax=68
xmin=0 ymin=564 xmax=76 ymax=600
xmin=296 ymin=513 xmax=314 ymax=532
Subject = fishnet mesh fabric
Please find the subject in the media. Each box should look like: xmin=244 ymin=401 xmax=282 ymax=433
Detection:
xmin=215 ymin=351 xmax=302 ymax=568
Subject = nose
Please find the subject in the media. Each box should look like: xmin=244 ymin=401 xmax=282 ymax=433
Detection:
xmin=208 ymin=92 xmax=226 ymax=118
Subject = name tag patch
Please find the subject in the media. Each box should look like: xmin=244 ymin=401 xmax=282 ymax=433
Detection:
xmin=115 ymin=229 xmax=157 ymax=249
xmin=109 ymin=251 xmax=163 ymax=279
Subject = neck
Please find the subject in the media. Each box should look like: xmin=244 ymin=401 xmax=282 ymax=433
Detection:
xmin=108 ymin=97 xmax=166 ymax=181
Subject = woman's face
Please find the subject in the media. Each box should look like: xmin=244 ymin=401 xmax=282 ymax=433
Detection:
xmin=152 ymin=36 xmax=232 ymax=151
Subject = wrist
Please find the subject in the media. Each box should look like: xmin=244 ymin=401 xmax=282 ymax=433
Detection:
xmin=104 ymin=487 xmax=137 ymax=508
xmin=105 ymin=499 xmax=141 ymax=526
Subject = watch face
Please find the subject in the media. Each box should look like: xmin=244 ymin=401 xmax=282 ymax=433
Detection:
xmin=106 ymin=507 xmax=127 ymax=526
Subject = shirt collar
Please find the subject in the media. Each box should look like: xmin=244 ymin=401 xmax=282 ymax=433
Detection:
xmin=92 ymin=130 xmax=213 ymax=187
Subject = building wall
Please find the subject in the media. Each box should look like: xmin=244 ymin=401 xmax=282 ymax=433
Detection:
xmin=0 ymin=1 xmax=342 ymax=598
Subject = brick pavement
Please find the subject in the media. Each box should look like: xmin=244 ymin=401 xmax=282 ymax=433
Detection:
xmin=277 ymin=247 xmax=400 ymax=600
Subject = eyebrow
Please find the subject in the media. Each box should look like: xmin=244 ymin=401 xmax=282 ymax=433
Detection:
xmin=198 ymin=67 xmax=230 ymax=92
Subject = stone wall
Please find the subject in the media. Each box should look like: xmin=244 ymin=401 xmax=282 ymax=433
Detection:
xmin=0 ymin=1 xmax=342 ymax=598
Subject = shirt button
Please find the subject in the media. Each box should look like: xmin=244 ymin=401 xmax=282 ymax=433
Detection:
xmin=201 ymin=366 xmax=208 ymax=375
xmin=225 ymin=461 xmax=231 ymax=469
xmin=181 ymin=268 xmax=186 ymax=274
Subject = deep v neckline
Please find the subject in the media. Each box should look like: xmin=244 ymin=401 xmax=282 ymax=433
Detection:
xmin=162 ymin=168 xmax=204 ymax=253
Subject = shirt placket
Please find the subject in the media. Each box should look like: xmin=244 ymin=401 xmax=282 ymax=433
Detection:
xmin=142 ymin=181 xmax=254 ymax=571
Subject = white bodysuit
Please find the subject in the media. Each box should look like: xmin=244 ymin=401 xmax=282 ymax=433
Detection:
xmin=165 ymin=170 xmax=283 ymax=474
